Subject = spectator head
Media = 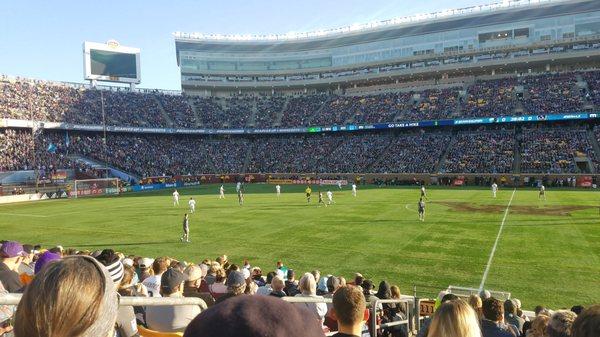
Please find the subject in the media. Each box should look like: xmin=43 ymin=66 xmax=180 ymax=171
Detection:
xmin=276 ymin=260 xmax=283 ymax=269
xmin=428 ymin=300 xmax=482 ymax=337
xmin=94 ymin=249 xmax=124 ymax=289
xmin=530 ymin=314 xmax=551 ymax=337
xmin=441 ymin=293 xmax=459 ymax=304
xmin=572 ymin=305 xmax=600 ymax=337
xmin=479 ymin=289 xmax=491 ymax=300
xmin=362 ymin=279 xmax=374 ymax=295
xmin=226 ymin=271 xmax=246 ymax=295
xmin=215 ymin=268 xmax=227 ymax=283
xmin=571 ymin=305 xmax=585 ymax=316
xmin=183 ymin=295 xmax=325 ymax=337
xmin=298 ymin=273 xmax=317 ymax=296
xmin=139 ymin=257 xmax=154 ymax=270
xmin=264 ymin=271 xmax=275 ymax=284
xmin=482 ymin=297 xmax=504 ymax=322
xmin=152 ymin=257 xmax=169 ymax=275
xmin=390 ymin=285 xmax=401 ymax=299
xmin=536 ymin=305 xmax=549 ymax=316
xmin=209 ymin=261 xmax=221 ymax=275
xmin=184 ymin=264 xmax=203 ymax=287
xmin=547 ymin=310 xmax=577 ymax=337
xmin=119 ymin=264 xmax=136 ymax=290
xmin=311 ymin=269 xmax=320 ymax=283
xmin=504 ymin=299 xmax=518 ymax=317
xmin=375 ymin=281 xmax=391 ymax=299
xmin=327 ymin=276 xmax=341 ymax=293
xmin=338 ymin=276 xmax=347 ymax=287
xmin=287 ymin=269 xmax=295 ymax=281
xmin=160 ymin=268 xmax=188 ymax=296
xmin=354 ymin=273 xmax=364 ymax=287
xmin=271 ymin=275 xmax=285 ymax=292
xmin=0 ymin=241 xmax=27 ymax=267
xmin=14 ymin=256 xmax=118 ymax=337
xmin=468 ymin=294 xmax=483 ymax=319
xmin=332 ymin=286 xmax=368 ymax=332
xmin=34 ymin=250 xmax=61 ymax=274
xmin=317 ymin=275 xmax=329 ymax=294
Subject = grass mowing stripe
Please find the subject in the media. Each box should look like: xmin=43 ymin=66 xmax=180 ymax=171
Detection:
xmin=479 ymin=188 xmax=516 ymax=292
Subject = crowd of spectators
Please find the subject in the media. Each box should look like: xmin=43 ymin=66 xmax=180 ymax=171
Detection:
xmin=464 ymin=78 xmax=517 ymax=118
xmin=521 ymin=127 xmax=595 ymax=174
xmin=1 ymin=240 xmax=598 ymax=337
xmin=3 ymin=71 xmax=600 ymax=130
xmin=519 ymin=73 xmax=584 ymax=115
xmin=442 ymin=130 xmax=515 ymax=174
xmin=3 ymin=124 xmax=600 ymax=177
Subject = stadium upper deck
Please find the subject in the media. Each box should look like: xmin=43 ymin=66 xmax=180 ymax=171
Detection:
xmin=175 ymin=0 xmax=600 ymax=93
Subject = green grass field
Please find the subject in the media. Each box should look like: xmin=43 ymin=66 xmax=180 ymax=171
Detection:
xmin=1 ymin=184 xmax=599 ymax=309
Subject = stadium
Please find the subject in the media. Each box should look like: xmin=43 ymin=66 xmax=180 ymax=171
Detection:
xmin=1 ymin=0 xmax=600 ymax=336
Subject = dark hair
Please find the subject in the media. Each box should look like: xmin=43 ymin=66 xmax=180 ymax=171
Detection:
xmin=535 ymin=305 xmax=547 ymax=316
xmin=482 ymin=298 xmax=504 ymax=322
xmin=441 ymin=293 xmax=459 ymax=303
xmin=287 ymin=269 xmax=295 ymax=280
xmin=572 ymin=305 xmax=600 ymax=337
xmin=354 ymin=275 xmax=364 ymax=286
xmin=375 ymin=281 xmax=391 ymax=299
xmin=362 ymin=279 xmax=373 ymax=293
xmin=96 ymin=249 xmax=119 ymax=265
xmin=571 ymin=305 xmax=585 ymax=316
xmin=504 ymin=299 xmax=517 ymax=316
xmin=265 ymin=271 xmax=275 ymax=284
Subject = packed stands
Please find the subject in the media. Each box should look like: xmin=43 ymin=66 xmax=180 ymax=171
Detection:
xmin=442 ymin=130 xmax=516 ymax=174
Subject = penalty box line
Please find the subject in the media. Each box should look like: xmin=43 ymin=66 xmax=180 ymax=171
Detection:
xmin=479 ymin=188 xmax=516 ymax=292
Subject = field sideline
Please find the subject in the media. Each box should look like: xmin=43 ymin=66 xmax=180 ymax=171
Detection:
xmin=1 ymin=184 xmax=599 ymax=308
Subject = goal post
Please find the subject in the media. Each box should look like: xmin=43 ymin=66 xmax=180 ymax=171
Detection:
xmin=71 ymin=178 xmax=120 ymax=198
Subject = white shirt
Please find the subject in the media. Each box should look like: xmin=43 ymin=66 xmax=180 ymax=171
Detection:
xmin=142 ymin=274 xmax=162 ymax=298
xmin=327 ymin=191 xmax=333 ymax=199
xmin=352 ymin=184 xmax=357 ymax=190
xmin=173 ymin=191 xmax=179 ymax=198
xmin=188 ymin=199 xmax=196 ymax=207
xmin=492 ymin=183 xmax=498 ymax=190
xmin=220 ymin=186 xmax=224 ymax=192
xmin=276 ymin=185 xmax=281 ymax=192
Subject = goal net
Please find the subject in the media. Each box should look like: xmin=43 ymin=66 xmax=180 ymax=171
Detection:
xmin=71 ymin=178 xmax=120 ymax=198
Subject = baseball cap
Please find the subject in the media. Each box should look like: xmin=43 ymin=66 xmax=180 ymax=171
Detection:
xmin=0 ymin=241 xmax=27 ymax=258
xmin=161 ymin=268 xmax=188 ymax=292
xmin=140 ymin=257 xmax=154 ymax=269
xmin=184 ymin=265 xmax=203 ymax=282
xmin=183 ymin=295 xmax=326 ymax=337
xmin=22 ymin=244 xmax=34 ymax=254
xmin=122 ymin=258 xmax=134 ymax=267
xmin=226 ymin=271 xmax=246 ymax=287
xmin=34 ymin=251 xmax=62 ymax=274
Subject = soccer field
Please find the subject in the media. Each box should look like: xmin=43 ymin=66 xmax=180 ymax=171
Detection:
xmin=1 ymin=184 xmax=599 ymax=308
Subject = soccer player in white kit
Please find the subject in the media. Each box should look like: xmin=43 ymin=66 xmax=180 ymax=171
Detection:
xmin=352 ymin=183 xmax=357 ymax=197
xmin=337 ymin=180 xmax=342 ymax=190
xmin=172 ymin=190 xmax=180 ymax=206
xmin=219 ymin=185 xmax=225 ymax=199
xmin=236 ymin=182 xmax=241 ymax=193
xmin=276 ymin=184 xmax=281 ymax=197
xmin=491 ymin=183 xmax=498 ymax=198
xmin=188 ymin=197 xmax=196 ymax=213
xmin=326 ymin=190 xmax=334 ymax=205
xmin=539 ymin=185 xmax=546 ymax=200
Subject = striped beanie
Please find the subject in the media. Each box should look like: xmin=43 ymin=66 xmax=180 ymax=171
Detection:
xmin=105 ymin=259 xmax=124 ymax=285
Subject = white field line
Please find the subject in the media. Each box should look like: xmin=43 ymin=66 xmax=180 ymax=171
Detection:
xmin=479 ymin=188 xmax=516 ymax=291
xmin=0 ymin=212 xmax=47 ymax=218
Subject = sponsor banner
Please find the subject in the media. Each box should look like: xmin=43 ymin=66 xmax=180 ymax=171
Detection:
xmin=51 ymin=170 xmax=68 ymax=183
xmin=131 ymin=182 xmax=184 ymax=192
xmin=577 ymin=176 xmax=593 ymax=187
xmin=268 ymin=179 xmax=349 ymax=185
xmin=2 ymin=112 xmax=596 ymax=136
xmin=453 ymin=177 xmax=465 ymax=186
xmin=183 ymin=181 xmax=201 ymax=186
xmin=419 ymin=300 xmax=436 ymax=317
xmin=267 ymin=179 xmax=294 ymax=185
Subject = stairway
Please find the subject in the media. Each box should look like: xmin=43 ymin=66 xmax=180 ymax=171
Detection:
xmin=587 ymin=128 xmax=600 ymax=172
xmin=512 ymin=128 xmax=522 ymax=174
xmin=434 ymin=133 xmax=456 ymax=173
xmin=273 ymin=97 xmax=290 ymax=127
xmin=186 ymin=97 xmax=204 ymax=127
xmin=247 ymin=99 xmax=258 ymax=128
xmin=153 ymin=96 xmax=175 ymax=127
xmin=68 ymin=154 xmax=140 ymax=183
xmin=241 ymin=139 xmax=254 ymax=173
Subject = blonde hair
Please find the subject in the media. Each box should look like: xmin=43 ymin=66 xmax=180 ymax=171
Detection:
xmin=298 ymin=272 xmax=317 ymax=295
xmin=427 ymin=299 xmax=482 ymax=337
xmin=468 ymin=294 xmax=483 ymax=320
xmin=390 ymin=285 xmax=401 ymax=299
xmin=272 ymin=275 xmax=285 ymax=291
xmin=14 ymin=256 xmax=118 ymax=337
xmin=529 ymin=314 xmax=550 ymax=337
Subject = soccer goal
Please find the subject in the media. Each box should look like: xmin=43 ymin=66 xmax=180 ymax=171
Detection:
xmin=71 ymin=178 xmax=120 ymax=198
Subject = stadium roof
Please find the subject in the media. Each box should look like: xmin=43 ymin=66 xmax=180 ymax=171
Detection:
xmin=174 ymin=0 xmax=599 ymax=53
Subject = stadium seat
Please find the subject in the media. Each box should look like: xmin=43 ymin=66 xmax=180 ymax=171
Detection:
xmin=137 ymin=326 xmax=183 ymax=337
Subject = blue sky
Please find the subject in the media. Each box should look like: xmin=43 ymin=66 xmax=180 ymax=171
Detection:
xmin=0 ymin=0 xmax=487 ymax=90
